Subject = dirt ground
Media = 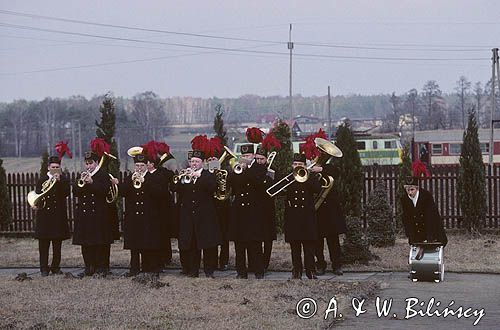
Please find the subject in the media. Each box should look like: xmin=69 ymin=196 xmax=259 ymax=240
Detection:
xmin=0 ymin=233 xmax=498 ymax=273
xmin=0 ymin=274 xmax=379 ymax=329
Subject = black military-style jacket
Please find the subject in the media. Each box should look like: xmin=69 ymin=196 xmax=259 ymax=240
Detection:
xmin=34 ymin=174 xmax=70 ymax=240
xmin=120 ymin=171 xmax=166 ymax=250
xmin=316 ymin=164 xmax=347 ymax=237
xmin=72 ymin=168 xmax=113 ymax=246
xmin=156 ymin=167 xmax=175 ymax=240
xmin=284 ymin=174 xmax=322 ymax=242
xmin=227 ymin=164 xmax=267 ymax=242
xmin=253 ymin=163 xmax=277 ymax=241
xmin=176 ymin=170 xmax=221 ymax=250
xmin=401 ymin=188 xmax=448 ymax=246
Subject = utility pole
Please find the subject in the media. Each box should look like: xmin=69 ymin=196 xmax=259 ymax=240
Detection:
xmin=71 ymin=120 xmax=76 ymax=172
xmin=327 ymin=86 xmax=332 ymax=139
xmin=489 ymin=48 xmax=499 ymax=166
xmin=78 ymin=122 xmax=82 ymax=168
xmin=288 ymin=23 xmax=294 ymax=122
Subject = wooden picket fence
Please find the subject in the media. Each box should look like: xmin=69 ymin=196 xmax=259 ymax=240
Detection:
xmin=1 ymin=165 xmax=499 ymax=234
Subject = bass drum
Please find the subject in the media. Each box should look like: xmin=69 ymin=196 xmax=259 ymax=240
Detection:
xmin=408 ymin=244 xmax=444 ymax=282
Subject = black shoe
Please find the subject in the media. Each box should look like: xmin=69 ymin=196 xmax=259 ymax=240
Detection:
xmin=236 ymin=273 xmax=248 ymax=279
xmin=51 ymin=269 xmax=63 ymax=275
xmin=205 ymin=272 xmax=215 ymax=279
xmin=306 ymin=270 xmax=317 ymax=279
xmin=41 ymin=270 xmax=49 ymax=277
xmin=332 ymin=267 xmax=343 ymax=276
xmin=188 ymin=272 xmax=199 ymax=278
xmin=180 ymin=269 xmax=189 ymax=276
xmin=77 ymin=270 xmax=92 ymax=278
xmin=315 ymin=268 xmax=326 ymax=276
xmin=291 ymin=270 xmax=302 ymax=279
xmin=124 ymin=270 xmax=139 ymax=278
xmin=255 ymin=273 xmax=264 ymax=279
xmin=219 ymin=264 xmax=229 ymax=271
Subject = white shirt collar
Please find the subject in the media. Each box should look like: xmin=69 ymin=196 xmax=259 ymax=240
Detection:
xmin=46 ymin=171 xmax=53 ymax=179
xmin=90 ymin=165 xmax=100 ymax=177
xmin=408 ymin=190 xmax=419 ymax=207
xmin=149 ymin=168 xmax=157 ymax=174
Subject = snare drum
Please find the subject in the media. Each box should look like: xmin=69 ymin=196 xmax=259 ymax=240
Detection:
xmin=408 ymin=243 xmax=444 ymax=282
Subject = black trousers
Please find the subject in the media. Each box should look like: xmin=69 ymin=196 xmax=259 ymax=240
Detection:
xmin=130 ymin=249 xmax=162 ymax=273
xmin=182 ymin=237 xmax=217 ymax=276
xmin=38 ymin=239 xmax=62 ymax=272
xmin=315 ymin=234 xmax=342 ymax=270
xmin=290 ymin=240 xmax=315 ymax=273
xmin=103 ymin=244 xmax=111 ymax=271
xmin=161 ymin=239 xmax=172 ymax=265
xmin=218 ymin=241 xmax=229 ymax=268
xmin=235 ymin=241 xmax=264 ymax=276
xmin=130 ymin=249 xmax=142 ymax=273
xmin=263 ymin=240 xmax=273 ymax=270
xmin=81 ymin=245 xmax=108 ymax=274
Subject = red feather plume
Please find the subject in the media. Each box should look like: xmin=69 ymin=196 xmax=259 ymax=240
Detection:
xmin=54 ymin=141 xmax=73 ymax=159
xmin=412 ymin=160 xmax=430 ymax=178
xmin=191 ymin=135 xmax=209 ymax=152
xmin=246 ymin=127 xmax=263 ymax=143
xmin=141 ymin=140 xmax=158 ymax=160
xmin=206 ymin=137 xmax=223 ymax=158
xmin=299 ymin=140 xmax=319 ymax=160
xmin=90 ymin=138 xmax=110 ymax=157
xmin=261 ymin=133 xmax=281 ymax=152
xmin=154 ymin=141 xmax=170 ymax=155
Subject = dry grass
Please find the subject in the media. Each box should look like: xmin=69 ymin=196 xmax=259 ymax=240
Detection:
xmin=0 ymin=274 xmax=378 ymax=329
xmin=0 ymin=233 xmax=498 ymax=273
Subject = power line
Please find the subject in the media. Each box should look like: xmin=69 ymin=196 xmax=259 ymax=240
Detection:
xmin=0 ymin=9 xmax=493 ymax=52
xmin=0 ymin=23 xmax=488 ymax=61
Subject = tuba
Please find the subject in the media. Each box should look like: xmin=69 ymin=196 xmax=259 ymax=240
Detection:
xmin=214 ymin=146 xmax=236 ymax=200
xmin=27 ymin=177 xmax=57 ymax=208
xmin=266 ymin=138 xmax=342 ymax=197
xmin=107 ymin=174 xmax=119 ymax=203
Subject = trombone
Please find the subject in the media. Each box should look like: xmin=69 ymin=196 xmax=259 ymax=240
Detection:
xmin=266 ymin=138 xmax=342 ymax=197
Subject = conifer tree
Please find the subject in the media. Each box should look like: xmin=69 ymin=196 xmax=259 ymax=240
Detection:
xmin=213 ymin=104 xmax=228 ymax=146
xmin=0 ymin=158 xmax=11 ymax=225
xmin=334 ymin=122 xmax=374 ymax=263
xmin=39 ymin=149 xmax=49 ymax=178
xmin=270 ymin=119 xmax=293 ymax=232
xmin=366 ymin=180 xmax=395 ymax=247
xmin=95 ymin=93 xmax=120 ymax=177
xmin=457 ymin=109 xmax=486 ymax=234
xmin=395 ymin=143 xmax=412 ymax=232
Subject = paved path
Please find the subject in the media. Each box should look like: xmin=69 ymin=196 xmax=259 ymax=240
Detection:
xmin=1 ymin=268 xmax=498 ymax=329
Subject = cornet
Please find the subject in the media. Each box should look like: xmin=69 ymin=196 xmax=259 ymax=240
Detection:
xmin=232 ymin=157 xmax=255 ymax=175
xmin=173 ymin=168 xmax=194 ymax=184
xmin=77 ymin=170 xmax=91 ymax=188
xmin=131 ymin=170 xmax=146 ymax=189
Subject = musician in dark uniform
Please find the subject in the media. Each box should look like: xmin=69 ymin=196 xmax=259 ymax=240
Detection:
xmin=227 ymin=144 xmax=266 ymax=279
xmin=254 ymin=145 xmax=276 ymax=272
xmin=32 ymin=153 xmax=70 ymax=276
xmin=284 ymin=153 xmax=323 ymax=279
xmin=315 ymin=163 xmax=346 ymax=276
xmin=72 ymin=149 xmax=113 ymax=277
xmin=149 ymin=144 xmax=175 ymax=268
xmin=176 ymin=150 xmax=221 ymax=278
xmin=116 ymin=152 xmax=166 ymax=276
xmin=401 ymin=175 xmax=448 ymax=258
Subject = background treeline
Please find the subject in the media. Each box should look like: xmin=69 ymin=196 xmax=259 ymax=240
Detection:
xmin=0 ymin=76 xmax=498 ymax=158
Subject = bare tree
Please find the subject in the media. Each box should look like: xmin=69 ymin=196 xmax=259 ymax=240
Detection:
xmin=473 ymin=82 xmax=484 ymax=126
xmin=5 ymin=100 xmax=29 ymax=157
xmin=454 ymin=76 xmax=472 ymax=129
xmin=421 ymin=80 xmax=446 ymax=129
xmin=131 ymin=91 xmax=168 ymax=140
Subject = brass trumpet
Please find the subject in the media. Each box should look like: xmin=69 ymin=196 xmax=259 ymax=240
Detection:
xmin=232 ymin=157 xmax=255 ymax=174
xmin=77 ymin=170 xmax=91 ymax=188
xmin=131 ymin=170 xmax=146 ymax=189
xmin=173 ymin=168 xmax=194 ymax=184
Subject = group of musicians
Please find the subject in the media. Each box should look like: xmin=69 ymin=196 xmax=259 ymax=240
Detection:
xmin=32 ymin=132 xmax=347 ymax=280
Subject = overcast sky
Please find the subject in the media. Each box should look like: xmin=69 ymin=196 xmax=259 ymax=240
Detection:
xmin=0 ymin=0 xmax=499 ymax=102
